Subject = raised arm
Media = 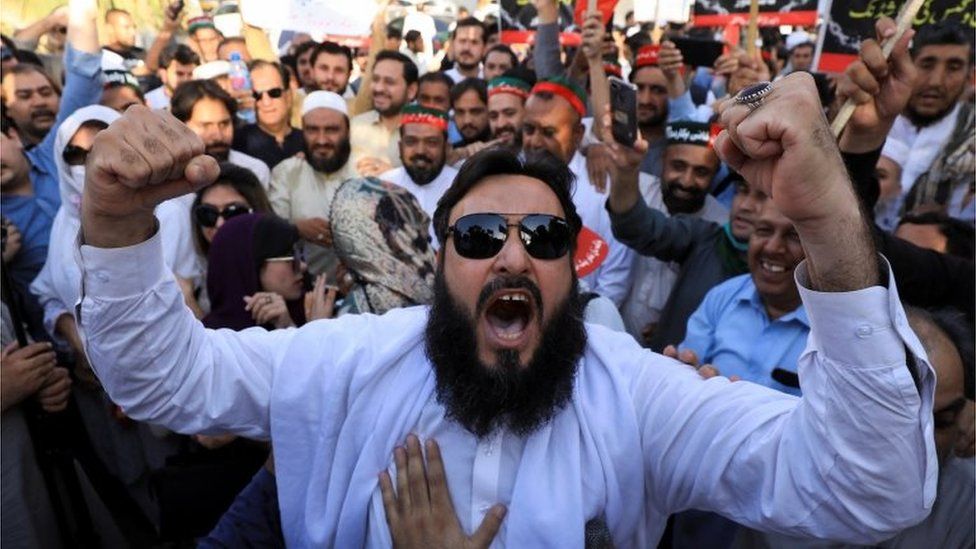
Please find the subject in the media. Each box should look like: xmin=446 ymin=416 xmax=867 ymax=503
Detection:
xmin=78 ymin=106 xmax=285 ymax=438
xmin=634 ymin=30 xmax=935 ymax=542
xmin=144 ymin=0 xmax=183 ymax=73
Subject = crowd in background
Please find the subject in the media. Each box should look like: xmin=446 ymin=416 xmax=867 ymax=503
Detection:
xmin=0 ymin=0 xmax=974 ymax=546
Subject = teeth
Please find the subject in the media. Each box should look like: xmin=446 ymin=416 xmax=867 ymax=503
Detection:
xmin=762 ymin=261 xmax=786 ymax=273
xmin=500 ymin=294 xmax=528 ymax=302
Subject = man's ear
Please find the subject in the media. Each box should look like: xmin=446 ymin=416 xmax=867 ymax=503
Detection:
xmin=407 ymin=82 xmax=419 ymax=102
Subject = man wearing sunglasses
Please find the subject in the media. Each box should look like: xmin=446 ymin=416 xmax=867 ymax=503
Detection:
xmin=78 ymin=71 xmax=935 ymax=546
xmin=232 ymin=61 xmax=304 ymax=169
xmin=522 ymin=77 xmax=634 ymax=307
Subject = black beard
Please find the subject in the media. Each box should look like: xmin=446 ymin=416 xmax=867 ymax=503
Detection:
xmin=905 ymin=101 xmax=956 ymax=128
xmin=638 ymin=105 xmax=667 ymax=130
xmin=424 ymin=269 xmax=587 ymax=438
xmin=206 ymin=144 xmax=231 ymax=162
xmin=456 ymin=126 xmax=493 ymax=147
xmin=491 ymin=126 xmax=522 ymax=148
xmin=404 ymin=156 xmax=445 ymax=186
xmin=662 ymin=178 xmax=707 ymax=214
xmin=305 ymin=137 xmax=351 ymax=174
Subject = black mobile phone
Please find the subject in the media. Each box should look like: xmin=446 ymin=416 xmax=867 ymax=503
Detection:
xmin=609 ymin=76 xmax=638 ymax=148
xmin=672 ymin=37 xmax=724 ymax=68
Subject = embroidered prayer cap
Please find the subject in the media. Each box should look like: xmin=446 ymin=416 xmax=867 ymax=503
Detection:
xmin=193 ymin=60 xmax=231 ymax=81
xmin=102 ymin=69 xmax=140 ymax=92
xmin=302 ymin=90 xmax=348 ymax=118
xmin=666 ymin=121 xmax=722 ymax=148
xmin=635 ymin=45 xmax=660 ymax=69
xmin=187 ymin=15 xmax=217 ymax=34
xmin=488 ymin=76 xmax=532 ymax=101
xmin=531 ymin=76 xmax=588 ymax=118
xmin=400 ymin=103 xmax=449 ymax=131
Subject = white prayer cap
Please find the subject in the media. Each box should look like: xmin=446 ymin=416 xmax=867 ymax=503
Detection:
xmin=302 ymin=91 xmax=348 ymax=118
xmin=881 ymin=137 xmax=909 ymax=169
xmin=193 ymin=60 xmax=231 ymax=80
xmin=785 ymin=31 xmax=813 ymax=52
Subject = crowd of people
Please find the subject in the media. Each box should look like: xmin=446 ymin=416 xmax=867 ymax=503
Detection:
xmin=0 ymin=0 xmax=973 ymax=546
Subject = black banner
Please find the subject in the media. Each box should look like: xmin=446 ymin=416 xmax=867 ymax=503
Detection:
xmin=692 ymin=0 xmax=819 ymax=26
xmin=819 ymin=0 xmax=976 ymax=72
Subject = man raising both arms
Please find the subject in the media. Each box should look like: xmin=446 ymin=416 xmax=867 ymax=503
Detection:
xmin=77 ymin=71 xmax=935 ymax=545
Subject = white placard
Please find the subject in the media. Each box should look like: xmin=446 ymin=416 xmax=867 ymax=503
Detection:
xmin=633 ymin=0 xmax=691 ymax=24
xmin=240 ymin=0 xmax=378 ymax=36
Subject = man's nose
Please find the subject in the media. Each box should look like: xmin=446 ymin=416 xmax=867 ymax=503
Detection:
xmin=490 ymin=226 xmax=531 ymax=276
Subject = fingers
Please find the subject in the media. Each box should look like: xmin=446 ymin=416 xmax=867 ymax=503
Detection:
xmin=860 ymin=38 xmax=888 ymax=82
xmin=712 ymin=130 xmax=747 ymax=173
xmin=698 ymin=365 xmax=720 ymax=380
xmin=405 ymin=434 xmax=430 ymax=510
xmin=678 ymin=348 xmax=699 ymax=367
xmin=393 ymin=444 xmax=411 ymax=509
xmin=470 ymin=504 xmax=507 ymax=548
xmin=379 ymin=470 xmax=400 ymax=532
xmin=424 ymin=438 xmax=455 ymax=513
xmin=662 ymin=344 xmax=678 ymax=359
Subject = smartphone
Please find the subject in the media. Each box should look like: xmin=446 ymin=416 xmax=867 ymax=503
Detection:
xmin=609 ymin=76 xmax=638 ymax=148
xmin=672 ymin=37 xmax=725 ymax=68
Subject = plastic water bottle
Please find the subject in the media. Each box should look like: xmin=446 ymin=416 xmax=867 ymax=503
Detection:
xmin=228 ymin=52 xmax=256 ymax=124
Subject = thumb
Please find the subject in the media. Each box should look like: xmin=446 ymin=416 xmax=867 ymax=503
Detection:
xmin=139 ymin=155 xmax=220 ymax=209
xmin=470 ymin=504 xmax=506 ymax=547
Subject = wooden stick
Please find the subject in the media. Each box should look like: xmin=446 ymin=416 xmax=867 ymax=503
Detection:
xmin=747 ymin=0 xmax=760 ymax=57
xmin=829 ymin=0 xmax=925 ymax=137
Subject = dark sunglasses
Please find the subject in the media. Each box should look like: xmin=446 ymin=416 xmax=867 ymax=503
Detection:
xmin=193 ymin=203 xmax=253 ymax=228
xmin=446 ymin=213 xmax=572 ymax=260
xmin=62 ymin=144 xmax=90 ymax=166
xmin=264 ymin=244 xmax=305 ymax=274
xmin=252 ymin=87 xmax=284 ymax=101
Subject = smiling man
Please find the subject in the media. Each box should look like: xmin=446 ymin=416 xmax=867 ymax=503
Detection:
xmin=617 ymin=121 xmax=728 ymax=340
xmin=350 ymin=50 xmax=418 ymax=177
xmin=232 ymin=60 xmax=303 ymax=169
xmin=487 ymin=73 xmax=533 ymax=149
xmin=380 ymin=104 xmax=458 ymax=246
xmin=76 ymin=72 xmax=936 ymax=547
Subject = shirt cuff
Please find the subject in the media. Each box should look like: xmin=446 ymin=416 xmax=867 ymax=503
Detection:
xmin=795 ymin=256 xmax=904 ymax=368
xmin=78 ymin=225 xmax=169 ymax=299
xmin=64 ymin=43 xmax=102 ymax=79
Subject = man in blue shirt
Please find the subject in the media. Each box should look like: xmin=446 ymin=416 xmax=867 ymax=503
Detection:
xmin=680 ymin=200 xmax=808 ymax=397
xmin=0 ymin=5 xmax=104 ymax=338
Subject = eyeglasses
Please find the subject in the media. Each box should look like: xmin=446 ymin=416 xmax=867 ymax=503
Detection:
xmin=264 ymin=244 xmax=305 ymax=274
xmin=62 ymin=144 xmax=91 ymax=166
xmin=446 ymin=213 xmax=572 ymax=260
xmin=193 ymin=203 xmax=253 ymax=228
xmin=252 ymin=87 xmax=284 ymax=101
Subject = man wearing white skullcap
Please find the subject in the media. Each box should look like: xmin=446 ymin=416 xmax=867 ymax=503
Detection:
xmin=268 ymin=91 xmax=358 ymax=278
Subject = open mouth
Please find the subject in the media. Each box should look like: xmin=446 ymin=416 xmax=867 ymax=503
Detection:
xmin=483 ymin=290 xmax=536 ymax=347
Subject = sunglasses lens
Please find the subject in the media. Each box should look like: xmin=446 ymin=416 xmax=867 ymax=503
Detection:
xmin=194 ymin=205 xmax=220 ymax=227
xmin=520 ymin=214 xmax=571 ymax=259
xmin=222 ymin=204 xmax=250 ymax=220
xmin=62 ymin=146 xmax=88 ymax=166
xmin=451 ymin=214 xmax=507 ymax=259
xmin=268 ymin=88 xmax=284 ymax=98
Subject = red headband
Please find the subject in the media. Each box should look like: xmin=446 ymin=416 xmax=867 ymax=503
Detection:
xmin=531 ymin=82 xmax=587 ymax=117
xmin=635 ymin=45 xmax=660 ymax=68
xmin=401 ymin=112 xmax=449 ymax=131
xmin=488 ymin=84 xmax=530 ymax=100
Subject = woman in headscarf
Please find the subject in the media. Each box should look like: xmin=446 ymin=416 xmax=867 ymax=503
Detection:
xmin=203 ymin=212 xmax=327 ymax=331
xmin=28 ymin=105 xmax=183 ymax=527
xmin=201 ymin=178 xmax=437 ymax=547
xmin=329 ymin=176 xmax=436 ymax=315
xmin=171 ymin=162 xmax=273 ymax=319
